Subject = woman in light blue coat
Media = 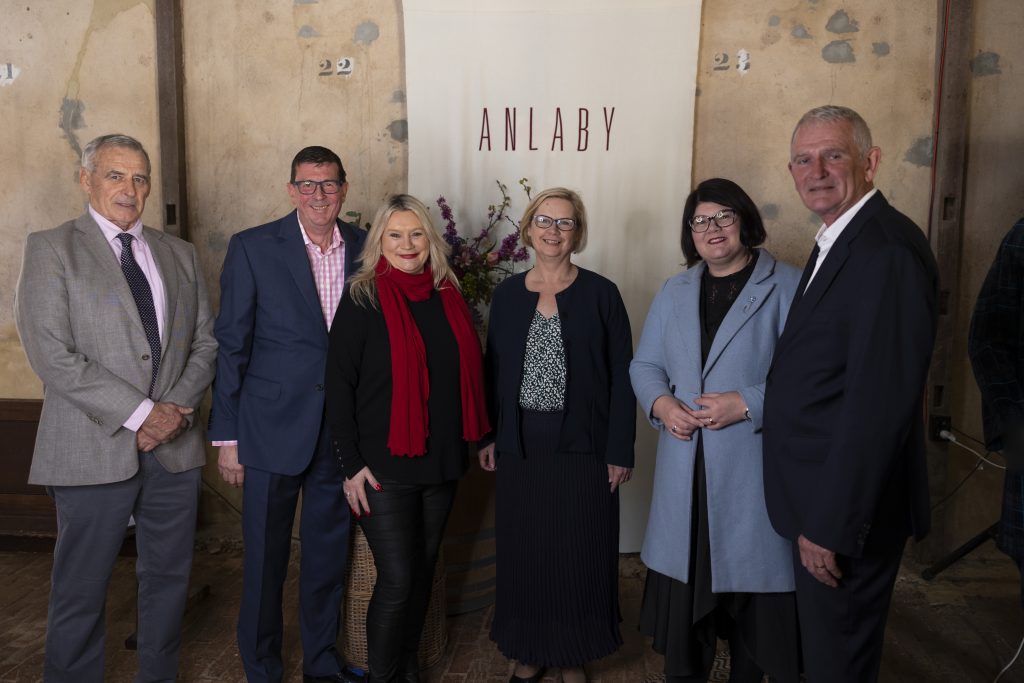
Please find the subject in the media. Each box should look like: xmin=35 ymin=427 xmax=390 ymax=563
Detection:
xmin=631 ymin=178 xmax=801 ymax=683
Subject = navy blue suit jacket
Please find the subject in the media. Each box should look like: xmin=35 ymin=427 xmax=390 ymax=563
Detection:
xmin=763 ymin=192 xmax=939 ymax=558
xmin=209 ymin=211 xmax=366 ymax=475
xmin=483 ymin=268 xmax=636 ymax=467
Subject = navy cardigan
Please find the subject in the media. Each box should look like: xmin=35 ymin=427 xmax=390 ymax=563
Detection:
xmin=483 ymin=267 xmax=636 ymax=467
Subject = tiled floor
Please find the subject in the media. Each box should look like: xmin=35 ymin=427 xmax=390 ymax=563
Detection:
xmin=0 ymin=537 xmax=1021 ymax=682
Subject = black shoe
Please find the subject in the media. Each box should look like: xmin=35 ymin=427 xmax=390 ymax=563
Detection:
xmin=303 ymin=671 xmax=365 ymax=683
xmin=509 ymin=667 xmax=546 ymax=682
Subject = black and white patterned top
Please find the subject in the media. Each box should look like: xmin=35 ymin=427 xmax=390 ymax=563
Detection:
xmin=518 ymin=310 xmax=567 ymax=411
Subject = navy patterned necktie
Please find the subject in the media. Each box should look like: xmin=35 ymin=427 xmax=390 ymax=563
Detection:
xmin=116 ymin=233 xmax=161 ymax=397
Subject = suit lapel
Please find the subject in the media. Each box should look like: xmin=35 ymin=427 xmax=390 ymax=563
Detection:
xmin=793 ymin=192 xmax=884 ymax=320
xmin=146 ymin=228 xmax=179 ymax=352
xmin=75 ymin=215 xmax=146 ymax=335
xmin=703 ymin=256 xmax=775 ymax=379
xmin=773 ymin=192 xmax=887 ymax=365
xmin=671 ymin=265 xmax=703 ymax=383
xmin=278 ymin=212 xmax=327 ymax=333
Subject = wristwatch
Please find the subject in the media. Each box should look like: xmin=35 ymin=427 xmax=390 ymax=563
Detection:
xmin=743 ymin=408 xmax=751 ymax=422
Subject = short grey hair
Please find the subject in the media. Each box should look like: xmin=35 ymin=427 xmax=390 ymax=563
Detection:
xmin=792 ymin=105 xmax=874 ymax=157
xmin=81 ymin=134 xmax=151 ymax=175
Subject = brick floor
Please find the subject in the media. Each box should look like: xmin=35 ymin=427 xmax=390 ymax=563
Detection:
xmin=0 ymin=539 xmax=1021 ymax=682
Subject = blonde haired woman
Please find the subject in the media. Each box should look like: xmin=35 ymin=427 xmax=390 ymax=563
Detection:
xmin=326 ymin=194 xmax=490 ymax=683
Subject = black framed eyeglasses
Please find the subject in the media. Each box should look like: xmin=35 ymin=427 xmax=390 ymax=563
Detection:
xmin=689 ymin=209 xmax=737 ymax=232
xmin=292 ymin=179 xmax=343 ymax=195
xmin=533 ymin=214 xmax=577 ymax=231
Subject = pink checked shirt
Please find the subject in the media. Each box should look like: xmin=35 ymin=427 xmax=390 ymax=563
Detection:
xmin=299 ymin=220 xmax=347 ymax=330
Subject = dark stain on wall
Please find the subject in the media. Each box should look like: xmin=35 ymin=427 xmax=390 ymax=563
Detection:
xmin=297 ymin=25 xmax=319 ymax=38
xmin=822 ymin=40 xmax=855 ymax=63
xmin=904 ymin=135 xmax=933 ymax=168
xmin=387 ymin=119 xmax=408 ymax=143
xmin=59 ymin=98 xmax=85 ymax=159
xmin=355 ymin=21 xmax=380 ymax=45
xmin=792 ymin=24 xmax=812 ymax=40
xmin=826 ymin=10 xmax=860 ymax=34
xmin=872 ymin=42 xmax=891 ymax=57
xmin=768 ymin=15 xmax=781 ymax=27
xmin=392 ymin=90 xmax=406 ymax=103
xmin=971 ymin=51 xmax=1002 ymax=77
xmin=760 ymin=203 xmax=780 ymax=220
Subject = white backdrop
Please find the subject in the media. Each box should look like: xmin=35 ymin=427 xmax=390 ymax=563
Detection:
xmin=404 ymin=0 xmax=703 ymax=551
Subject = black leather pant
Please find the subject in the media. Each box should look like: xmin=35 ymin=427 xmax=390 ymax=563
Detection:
xmin=358 ymin=479 xmax=457 ymax=682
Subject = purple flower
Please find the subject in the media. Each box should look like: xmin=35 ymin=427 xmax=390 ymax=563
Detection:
xmin=497 ymin=231 xmax=519 ymax=260
xmin=512 ymin=246 xmax=529 ymax=262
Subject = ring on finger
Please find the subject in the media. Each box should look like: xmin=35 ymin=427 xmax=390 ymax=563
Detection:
xmin=706 ymin=417 xmax=714 ymax=424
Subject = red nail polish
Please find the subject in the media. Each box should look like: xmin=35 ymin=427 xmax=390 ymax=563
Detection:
xmin=374 ymin=483 xmax=383 ymax=492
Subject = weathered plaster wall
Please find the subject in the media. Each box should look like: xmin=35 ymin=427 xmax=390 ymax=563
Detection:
xmin=691 ymin=0 xmax=936 ymax=270
xmin=182 ymin=0 xmax=407 ymax=315
xmin=0 ymin=1 xmax=163 ymax=398
xmin=946 ymin=0 xmax=1024 ymax=541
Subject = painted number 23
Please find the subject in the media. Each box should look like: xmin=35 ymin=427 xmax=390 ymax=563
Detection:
xmin=712 ymin=50 xmax=751 ymax=73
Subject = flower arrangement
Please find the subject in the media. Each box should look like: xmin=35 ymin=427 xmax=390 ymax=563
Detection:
xmin=438 ymin=179 xmax=532 ymax=314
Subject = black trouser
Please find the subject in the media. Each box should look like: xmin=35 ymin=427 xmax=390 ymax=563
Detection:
xmin=358 ymin=479 xmax=457 ymax=682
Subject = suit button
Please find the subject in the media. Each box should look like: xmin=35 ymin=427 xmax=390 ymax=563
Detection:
xmin=142 ymin=354 xmax=150 ymax=360
xmin=315 ymin=384 xmax=324 ymax=391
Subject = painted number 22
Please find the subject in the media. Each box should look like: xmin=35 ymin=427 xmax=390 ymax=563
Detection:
xmin=319 ymin=58 xmax=354 ymax=76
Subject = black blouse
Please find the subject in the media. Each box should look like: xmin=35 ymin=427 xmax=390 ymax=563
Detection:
xmin=325 ymin=289 xmax=468 ymax=485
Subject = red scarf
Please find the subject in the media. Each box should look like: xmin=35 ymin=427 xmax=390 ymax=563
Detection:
xmin=375 ymin=257 xmax=490 ymax=457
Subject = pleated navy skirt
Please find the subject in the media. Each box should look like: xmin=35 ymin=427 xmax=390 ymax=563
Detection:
xmin=490 ymin=409 xmax=623 ymax=667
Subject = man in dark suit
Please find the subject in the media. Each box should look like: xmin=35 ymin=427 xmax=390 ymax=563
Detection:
xmin=762 ymin=105 xmax=939 ymax=682
xmin=968 ymin=217 xmax=1024 ymax=601
xmin=208 ymin=146 xmax=366 ymax=683
xmin=15 ymin=133 xmax=217 ymax=681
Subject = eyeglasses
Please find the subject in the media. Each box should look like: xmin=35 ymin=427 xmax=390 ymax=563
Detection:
xmin=532 ymin=215 xmax=577 ymax=231
xmin=688 ymin=209 xmax=737 ymax=232
xmin=292 ymin=179 xmax=344 ymax=195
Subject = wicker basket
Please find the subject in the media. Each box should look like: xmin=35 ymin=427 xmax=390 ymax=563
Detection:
xmin=342 ymin=521 xmax=448 ymax=671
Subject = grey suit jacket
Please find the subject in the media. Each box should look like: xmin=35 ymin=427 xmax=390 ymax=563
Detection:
xmin=14 ymin=213 xmax=217 ymax=486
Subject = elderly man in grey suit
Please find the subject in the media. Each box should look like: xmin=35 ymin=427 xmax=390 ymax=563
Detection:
xmin=14 ymin=133 xmax=217 ymax=682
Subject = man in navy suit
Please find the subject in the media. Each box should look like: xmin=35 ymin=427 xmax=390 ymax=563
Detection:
xmin=763 ymin=106 xmax=939 ymax=682
xmin=209 ymin=146 xmax=366 ymax=683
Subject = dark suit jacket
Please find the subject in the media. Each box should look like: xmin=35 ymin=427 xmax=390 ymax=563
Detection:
xmin=968 ymin=217 xmax=1024 ymax=452
xmin=208 ymin=211 xmax=365 ymax=475
xmin=763 ymin=191 xmax=939 ymax=558
xmin=483 ymin=267 xmax=635 ymax=467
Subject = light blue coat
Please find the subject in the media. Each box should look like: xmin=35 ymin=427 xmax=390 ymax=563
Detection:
xmin=631 ymin=249 xmax=799 ymax=593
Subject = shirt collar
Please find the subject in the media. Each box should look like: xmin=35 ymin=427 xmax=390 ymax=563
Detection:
xmin=90 ymin=205 xmax=144 ymax=243
xmin=813 ymin=188 xmax=878 ymax=249
xmin=298 ymin=218 xmax=342 ymax=254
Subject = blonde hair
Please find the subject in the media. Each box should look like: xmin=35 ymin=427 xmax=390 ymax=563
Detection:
xmin=348 ymin=194 xmax=459 ymax=307
xmin=518 ymin=187 xmax=588 ymax=254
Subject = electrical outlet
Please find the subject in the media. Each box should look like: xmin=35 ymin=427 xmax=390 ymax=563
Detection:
xmin=929 ymin=415 xmax=952 ymax=441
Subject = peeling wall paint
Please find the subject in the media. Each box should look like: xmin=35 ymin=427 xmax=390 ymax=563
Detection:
xmin=387 ymin=119 xmax=408 ymax=142
xmin=354 ymin=21 xmax=380 ymax=45
xmin=826 ymin=9 xmax=860 ymax=34
xmin=971 ymin=51 xmax=1002 ymax=76
xmin=903 ymin=135 xmax=933 ymax=167
xmin=872 ymin=42 xmax=891 ymax=57
xmin=791 ymin=24 xmax=812 ymax=39
xmin=822 ymin=39 xmax=855 ymax=63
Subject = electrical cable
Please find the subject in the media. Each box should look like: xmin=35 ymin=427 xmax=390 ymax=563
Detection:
xmin=930 ymin=458 xmax=983 ymax=512
xmin=952 ymin=426 xmax=988 ymax=448
xmin=940 ymin=430 xmax=1006 ymax=470
xmin=993 ymin=630 xmax=1024 ymax=682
